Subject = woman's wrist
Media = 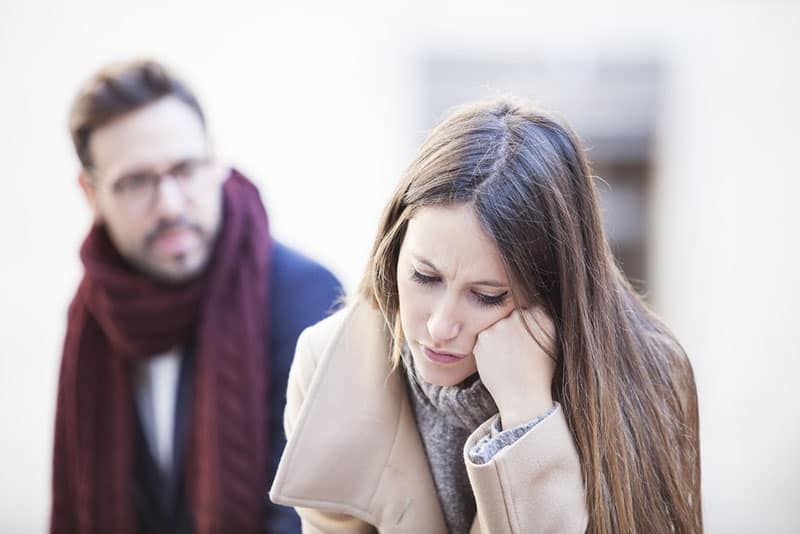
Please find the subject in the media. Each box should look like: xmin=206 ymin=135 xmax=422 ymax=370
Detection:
xmin=499 ymin=396 xmax=554 ymax=430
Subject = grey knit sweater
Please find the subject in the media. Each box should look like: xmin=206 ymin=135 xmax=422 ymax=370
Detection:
xmin=401 ymin=347 xmax=556 ymax=534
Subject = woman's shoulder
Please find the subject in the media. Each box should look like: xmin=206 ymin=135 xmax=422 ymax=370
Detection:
xmin=283 ymin=298 xmax=392 ymax=439
xmin=293 ymin=298 xmax=386 ymax=375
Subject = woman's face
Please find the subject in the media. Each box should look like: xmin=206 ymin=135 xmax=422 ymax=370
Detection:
xmin=397 ymin=203 xmax=516 ymax=386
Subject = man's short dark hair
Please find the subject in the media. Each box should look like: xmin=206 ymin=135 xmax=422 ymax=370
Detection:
xmin=68 ymin=59 xmax=205 ymax=169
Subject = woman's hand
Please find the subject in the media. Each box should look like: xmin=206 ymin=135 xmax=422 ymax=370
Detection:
xmin=473 ymin=307 xmax=557 ymax=430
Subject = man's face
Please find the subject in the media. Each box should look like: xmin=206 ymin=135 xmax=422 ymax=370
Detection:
xmin=82 ymin=96 xmax=226 ymax=282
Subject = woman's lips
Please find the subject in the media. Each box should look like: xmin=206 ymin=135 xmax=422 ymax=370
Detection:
xmin=423 ymin=346 xmax=466 ymax=365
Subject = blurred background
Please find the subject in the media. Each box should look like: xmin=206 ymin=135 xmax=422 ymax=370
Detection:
xmin=1 ymin=0 xmax=798 ymax=532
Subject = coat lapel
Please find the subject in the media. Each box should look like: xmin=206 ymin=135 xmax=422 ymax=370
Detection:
xmin=271 ymin=302 xmax=449 ymax=532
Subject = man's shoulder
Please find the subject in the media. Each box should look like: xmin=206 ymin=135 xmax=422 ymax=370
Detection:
xmin=271 ymin=241 xmax=335 ymax=281
xmin=268 ymin=241 xmax=344 ymax=339
xmin=270 ymin=241 xmax=342 ymax=296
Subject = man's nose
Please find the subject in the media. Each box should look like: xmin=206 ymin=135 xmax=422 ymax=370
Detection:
xmin=152 ymin=175 xmax=186 ymax=216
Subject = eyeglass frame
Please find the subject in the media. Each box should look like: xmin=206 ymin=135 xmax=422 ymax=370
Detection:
xmin=86 ymin=156 xmax=212 ymax=213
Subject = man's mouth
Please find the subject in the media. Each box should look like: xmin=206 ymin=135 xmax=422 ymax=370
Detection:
xmin=147 ymin=224 xmax=200 ymax=257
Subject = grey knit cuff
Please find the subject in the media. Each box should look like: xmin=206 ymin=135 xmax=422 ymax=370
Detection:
xmin=468 ymin=404 xmax=558 ymax=465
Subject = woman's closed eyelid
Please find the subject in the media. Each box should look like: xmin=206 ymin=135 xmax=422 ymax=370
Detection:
xmin=410 ymin=267 xmax=509 ymax=308
xmin=472 ymin=290 xmax=509 ymax=307
xmin=410 ymin=268 xmax=439 ymax=284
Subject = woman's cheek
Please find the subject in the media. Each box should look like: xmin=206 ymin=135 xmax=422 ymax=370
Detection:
xmin=474 ymin=302 xmax=514 ymax=335
xmin=398 ymin=280 xmax=427 ymax=334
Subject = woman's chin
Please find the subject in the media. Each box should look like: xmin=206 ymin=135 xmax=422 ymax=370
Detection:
xmin=414 ymin=356 xmax=477 ymax=387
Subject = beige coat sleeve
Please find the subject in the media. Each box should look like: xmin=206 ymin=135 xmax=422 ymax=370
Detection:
xmin=464 ymin=407 xmax=588 ymax=534
xmin=278 ymin=327 xmax=378 ymax=534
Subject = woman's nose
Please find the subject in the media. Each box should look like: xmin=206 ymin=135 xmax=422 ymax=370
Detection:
xmin=426 ymin=297 xmax=461 ymax=342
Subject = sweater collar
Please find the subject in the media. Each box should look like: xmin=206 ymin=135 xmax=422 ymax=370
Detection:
xmin=400 ymin=346 xmax=498 ymax=431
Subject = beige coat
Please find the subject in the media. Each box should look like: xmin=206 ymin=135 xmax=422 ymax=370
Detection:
xmin=269 ymin=300 xmax=588 ymax=533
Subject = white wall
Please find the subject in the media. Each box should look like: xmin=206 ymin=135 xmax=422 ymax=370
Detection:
xmin=652 ymin=6 xmax=800 ymax=531
xmin=1 ymin=1 xmax=797 ymax=532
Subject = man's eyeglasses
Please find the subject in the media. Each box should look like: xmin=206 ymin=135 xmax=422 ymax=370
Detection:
xmin=94 ymin=158 xmax=211 ymax=213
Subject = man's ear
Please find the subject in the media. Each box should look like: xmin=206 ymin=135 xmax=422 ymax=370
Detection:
xmin=205 ymin=135 xmax=229 ymax=184
xmin=78 ymin=170 xmax=102 ymax=222
xmin=207 ymin=155 xmax=229 ymax=187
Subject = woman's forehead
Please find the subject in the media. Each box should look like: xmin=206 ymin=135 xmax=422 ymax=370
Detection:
xmin=403 ymin=205 xmax=508 ymax=283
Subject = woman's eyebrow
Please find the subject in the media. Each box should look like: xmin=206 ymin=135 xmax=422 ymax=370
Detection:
xmin=413 ymin=256 xmax=439 ymax=272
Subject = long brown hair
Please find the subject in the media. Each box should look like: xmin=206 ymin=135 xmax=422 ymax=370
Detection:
xmin=360 ymin=98 xmax=702 ymax=533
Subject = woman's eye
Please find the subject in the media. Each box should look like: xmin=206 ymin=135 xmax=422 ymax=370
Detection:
xmin=411 ymin=269 xmax=439 ymax=286
xmin=473 ymin=291 xmax=508 ymax=307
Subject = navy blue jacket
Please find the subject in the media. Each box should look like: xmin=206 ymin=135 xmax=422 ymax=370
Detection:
xmin=132 ymin=241 xmax=343 ymax=533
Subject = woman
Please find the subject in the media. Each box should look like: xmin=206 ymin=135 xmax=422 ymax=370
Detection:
xmin=270 ymin=99 xmax=702 ymax=533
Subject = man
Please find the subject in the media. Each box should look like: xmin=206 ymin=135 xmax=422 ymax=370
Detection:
xmin=50 ymin=59 xmax=341 ymax=534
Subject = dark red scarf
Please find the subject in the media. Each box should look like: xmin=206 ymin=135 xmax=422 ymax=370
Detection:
xmin=51 ymin=170 xmax=271 ymax=534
